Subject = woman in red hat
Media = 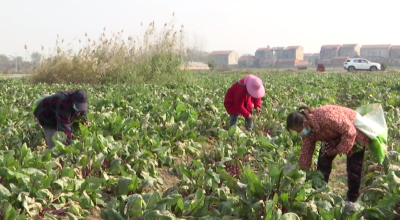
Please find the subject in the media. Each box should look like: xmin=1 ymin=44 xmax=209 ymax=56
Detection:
xmin=224 ymin=74 xmax=265 ymax=131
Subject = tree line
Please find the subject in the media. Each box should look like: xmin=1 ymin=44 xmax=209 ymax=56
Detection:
xmin=0 ymin=52 xmax=41 ymax=73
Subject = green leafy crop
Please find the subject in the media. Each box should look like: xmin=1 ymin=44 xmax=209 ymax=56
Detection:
xmin=0 ymin=71 xmax=400 ymax=219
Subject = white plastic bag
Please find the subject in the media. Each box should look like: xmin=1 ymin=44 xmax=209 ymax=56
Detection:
xmin=353 ymin=103 xmax=388 ymax=164
xmin=354 ymin=103 xmax=387 ymax=139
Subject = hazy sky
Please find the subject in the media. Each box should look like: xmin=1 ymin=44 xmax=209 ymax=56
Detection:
xmin=1 ymin=0 xmax=399 ymax=59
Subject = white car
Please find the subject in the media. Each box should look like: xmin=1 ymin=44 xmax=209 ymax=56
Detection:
xmin=343 ymin=58 xmax=381 ymax=72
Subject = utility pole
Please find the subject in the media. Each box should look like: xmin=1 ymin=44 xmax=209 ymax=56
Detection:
xmin=15 ymin=53 xmax=18 ymax=72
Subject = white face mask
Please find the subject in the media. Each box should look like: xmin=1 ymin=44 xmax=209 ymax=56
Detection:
xmin=73 ymin=104 xmax=80 ymax=112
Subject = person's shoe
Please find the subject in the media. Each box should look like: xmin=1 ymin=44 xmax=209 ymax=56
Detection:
xmin=245 ymin=118 xmax=253 ymax=131
xmin=345 ymin=196 xmax=358 ymax=203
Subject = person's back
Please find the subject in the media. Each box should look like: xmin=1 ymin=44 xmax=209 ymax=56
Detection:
xmin=34 ymin=91 xmax=75 ymax=129
xmin=310 ymin=105 xmax=357 ymax=128
xmin=224 ymin=78 xmax=248 ymax=114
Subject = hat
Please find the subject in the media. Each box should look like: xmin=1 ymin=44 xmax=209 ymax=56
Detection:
xmin=72 ymin=89 xmax=88 ymax=111
xmin=244 ymin=75 xmax=265 ymax=98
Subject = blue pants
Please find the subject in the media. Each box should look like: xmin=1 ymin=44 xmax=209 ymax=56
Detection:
xmin=229 ymin=110 xmax=254 ymax=131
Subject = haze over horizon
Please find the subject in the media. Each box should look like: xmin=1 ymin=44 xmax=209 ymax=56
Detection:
xmin=1 ymin=0 xmax=400 ymax=59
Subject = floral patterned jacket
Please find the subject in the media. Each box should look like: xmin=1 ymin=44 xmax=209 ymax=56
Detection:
xmin=299 ymin=105 xmax=370 ymax=169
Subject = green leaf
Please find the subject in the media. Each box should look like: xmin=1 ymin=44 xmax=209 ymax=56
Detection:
xmin=141 ymin=178 xmax=155 ymax=188
xmin=290 ymin=202 xmax=307 ymax=216
xmin=100 ymin=208 xmax=125 ymax=220
xmin=157 ymin=194 xmax=183 ymax=213
xmin=0 ymin=184 xmax=12 ymax=200
xmin=264 ymin=200 xmax=274 ymax=219
xmin=3 ymin=202 xmax=19 ymax=220
xmin=280 ymin=193 xmax=289 ymax=206
xmin=176 ymin=103 xmax=186 ymax=115
xmin=269 ymin=164 xmax=281 ymax=178
xmin=143 ymin=210 xmax=177 ymax=219
xmin=243 ymin=167 xmax=263 ymax=196
xmin=218 ymin=129 xmax=229 ymax=139
xmin=362 ymin=207 xmax=386 ymax=219
xmin=273 ymin=193 xmax=278 ymax=206
xmin=281 ymin=212 xmax=301 ymax=220
xmin=219 ymin=170 xmax=240 ymax=192
xmin=36 ymin=189 xmax=53 ymax=202
xmin=183 ymin=188 xmax=205 ymax=215
xmin=333 ymin=206 xmax=343 ymax=219
xmin=388 ymin=171 xmax=400 ymax=185
xmin=146 ymin=192 xmax=161 ymax=209
xmin=282 ymin=164 xmax=297 ymax=175
xmin=125 ymin=194 xmax=144 ymax=217
xmin=80 ymin=191 xmax=94 ymax=209
xmin=294 ymin=189 xmax=306 ymax=201
xmin=67 ymin=200 xmax=83 ymax=215
xmin=17 ymin=192 xmax=43 ymax=216
xmin=116 ymin=176 xmax=138 ymax=196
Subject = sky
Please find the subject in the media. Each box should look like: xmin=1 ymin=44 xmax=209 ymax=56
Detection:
xmin=1 ymin=0 xmax=400 ymax=59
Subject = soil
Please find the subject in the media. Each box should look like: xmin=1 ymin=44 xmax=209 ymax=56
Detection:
xmin=85 ymin=208 xmax=102 ymax=220
xmin=329 ymin=155 xmax=348 ymax=197
xmin=157 ymin=167 xmax=181 ymax=194
xmin=156 ymin=142 xmax=213 ymax=195
xmin=329 ymin=154 xmax=377 ymax=200
xmin=58 ymin=208 xmax=102 ymax=220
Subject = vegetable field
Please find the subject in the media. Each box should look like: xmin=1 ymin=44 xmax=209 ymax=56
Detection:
xmin=1 ymin=72 xmax=400 ymax=220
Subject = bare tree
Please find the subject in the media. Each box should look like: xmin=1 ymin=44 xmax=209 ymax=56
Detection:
xmin=186 ymin=32 xmax=209 ymax=63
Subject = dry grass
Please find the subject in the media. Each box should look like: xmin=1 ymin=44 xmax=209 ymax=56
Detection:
xmin=29 ymin=17 xmax=193 ymax=85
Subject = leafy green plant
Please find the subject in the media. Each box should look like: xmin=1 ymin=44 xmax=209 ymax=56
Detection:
xmin=381 ymin=62 xmax=388 ymax=71
xmin=1 ymin=71 xmax=400 ymax=219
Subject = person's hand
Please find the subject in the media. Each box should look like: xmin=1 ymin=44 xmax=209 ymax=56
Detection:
xmin=83 ymin=120 xmax=92 ymax=127
xmin=255 ymin=107 xmax=261 ymax=115
xmin=326 ymin=147 xmax=339 ymax=156
xmin=64 ymin=138 xmax=72 ymax=146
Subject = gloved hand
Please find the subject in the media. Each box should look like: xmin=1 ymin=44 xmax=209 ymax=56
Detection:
xmin=323 ymin=138 xmax=341 ymax=156
xmin=325 ymin=147 xmax=339 ymax=156
xmin=65 ymin=138 xmax=72 ymax=146
xmin=82 ymin=120 xmax=92 ymax=127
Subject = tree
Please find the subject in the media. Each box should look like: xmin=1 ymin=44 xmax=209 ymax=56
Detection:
xmin=31 ymin=52 xmax=42 ymax=66
xmin=207 ymin=59 xmax=216 ymax=71
xmin=0 ymin=54 xmax=10 ymax=70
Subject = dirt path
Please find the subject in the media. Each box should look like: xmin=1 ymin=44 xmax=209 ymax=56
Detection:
xmin=0 ymin=74 xmax=30 ymax=78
